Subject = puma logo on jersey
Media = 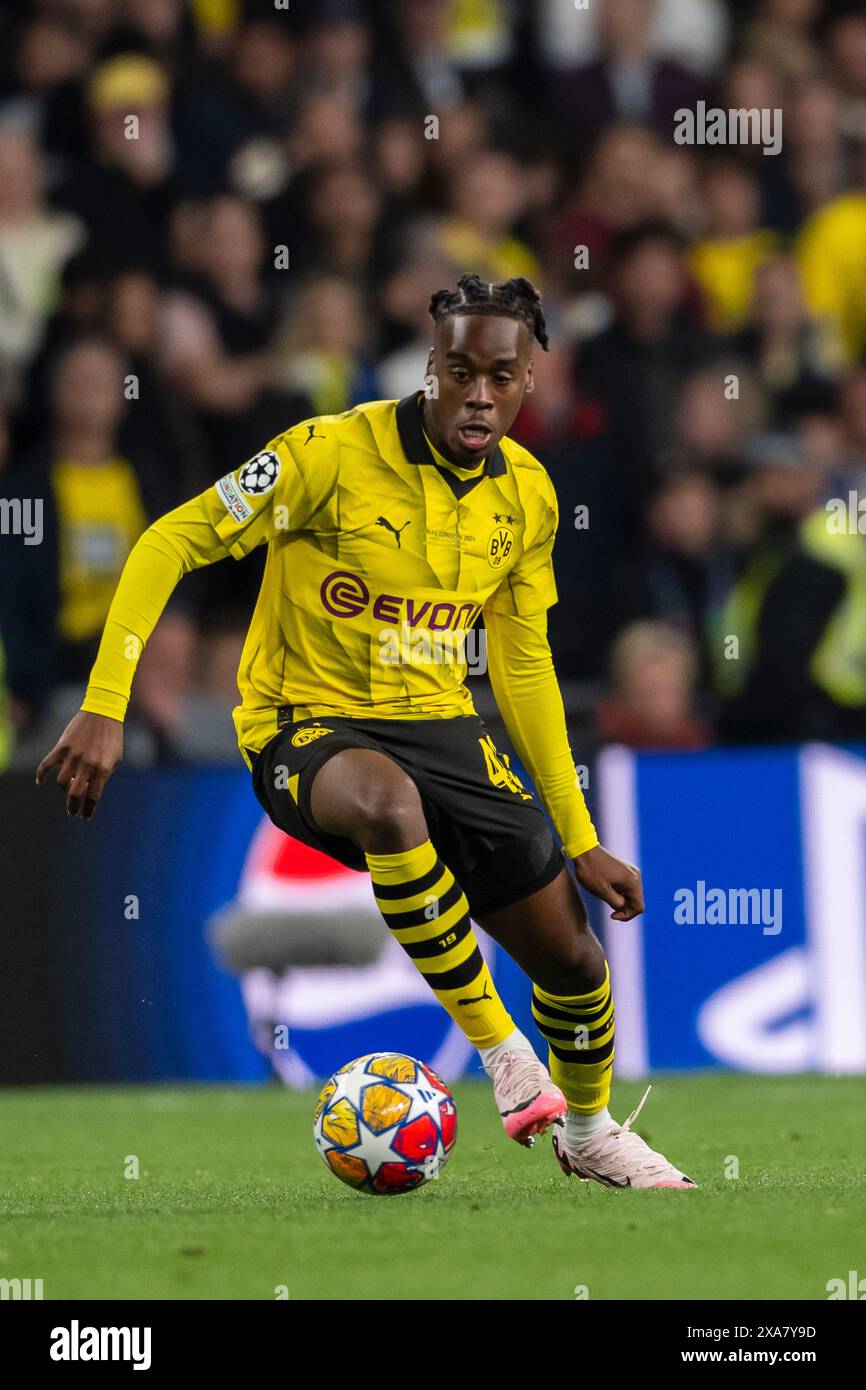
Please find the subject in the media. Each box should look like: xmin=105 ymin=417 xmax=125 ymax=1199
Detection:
xmin=376 ymin=516 xmax=411 ymax=548
xmin=304 ymin=424 xmax=326 ymax=445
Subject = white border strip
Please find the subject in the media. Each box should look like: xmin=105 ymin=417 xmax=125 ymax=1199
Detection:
xmin=799 ymin=743 xmax=866 ymax=1072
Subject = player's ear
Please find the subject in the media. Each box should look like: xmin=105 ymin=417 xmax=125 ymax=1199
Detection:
xmin=524 ymin=359 xmax=535 ymax=394
xmin=425 ymin=347 xmax=435 ymax=377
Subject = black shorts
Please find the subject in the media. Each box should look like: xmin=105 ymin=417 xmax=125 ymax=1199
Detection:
xmin=249 ymin=713 xmax=563 ymax=919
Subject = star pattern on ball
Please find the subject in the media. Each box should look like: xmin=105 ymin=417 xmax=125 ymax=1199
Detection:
xmin=314 ymin=1053 xmax=456 ymax=1191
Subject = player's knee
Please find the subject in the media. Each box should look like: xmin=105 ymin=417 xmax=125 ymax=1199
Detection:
xmin=537 ymin=956 xmax=601 ymax=997
xmin=351 ymin=770 xmax=427 ymax=852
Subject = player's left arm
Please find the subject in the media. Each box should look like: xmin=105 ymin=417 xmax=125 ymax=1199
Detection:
xmin=483 ymin=472 xmax=644 ymax=921
xmin=37 ymin=427 xmax=337 ymax=816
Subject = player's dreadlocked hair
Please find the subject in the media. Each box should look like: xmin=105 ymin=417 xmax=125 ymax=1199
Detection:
xmin=428 ymin=273 xmax=550 ymax=350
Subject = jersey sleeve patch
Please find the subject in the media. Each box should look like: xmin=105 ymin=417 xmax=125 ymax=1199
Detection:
xmin=239 ymin=450 xmax=281 ymax=495
xmin=216 ymin=472 xmax=254 ymax=522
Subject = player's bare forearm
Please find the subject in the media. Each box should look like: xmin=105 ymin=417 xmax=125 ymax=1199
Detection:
xmin=572 ymin=844 xmax=644 ymax=921
xmin=36 ymin=710 xmax=123 ymax=820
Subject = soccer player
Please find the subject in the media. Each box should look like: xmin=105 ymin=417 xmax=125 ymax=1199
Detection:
xmin=37 ymin=274 xmax=694 ymax=1189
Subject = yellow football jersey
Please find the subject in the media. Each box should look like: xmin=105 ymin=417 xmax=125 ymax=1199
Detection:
xmin=192 ymin=394 xmax=559 ymax=761
xmin=81 ymin=393 xmax=599 ymax=855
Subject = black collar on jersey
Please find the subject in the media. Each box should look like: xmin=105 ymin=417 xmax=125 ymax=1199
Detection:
xmin=396 ymin=392 xmax=506 ymax=500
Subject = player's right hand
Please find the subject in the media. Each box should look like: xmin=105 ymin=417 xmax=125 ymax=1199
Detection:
xmin=36 ymin=711 xmax=124 ymax=820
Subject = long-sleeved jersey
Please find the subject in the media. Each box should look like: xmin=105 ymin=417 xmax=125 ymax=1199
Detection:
xmin=81 ymin=393 xmax=598 ymax=856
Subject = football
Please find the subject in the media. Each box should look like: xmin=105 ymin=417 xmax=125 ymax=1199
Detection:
xmin=313 ymin=1052 xmax=458 ymax=1195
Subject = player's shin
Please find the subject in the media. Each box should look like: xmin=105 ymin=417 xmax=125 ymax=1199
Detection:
xmin=365 ymin=840 xmax=514 ymax=1048
xmin=531 ymin=961 xmax=615 ymax=1131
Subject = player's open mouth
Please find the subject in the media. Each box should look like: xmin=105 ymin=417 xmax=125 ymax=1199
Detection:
xmin=457 ymin=424 xmax=493 ymax=450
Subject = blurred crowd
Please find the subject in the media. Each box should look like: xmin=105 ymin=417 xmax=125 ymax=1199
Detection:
xmin=2 ymin=0 xmax=866 ymax=768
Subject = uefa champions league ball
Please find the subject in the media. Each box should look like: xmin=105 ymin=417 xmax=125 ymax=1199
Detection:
xmin=313 ymin=1052 xmax=458 ymax=1195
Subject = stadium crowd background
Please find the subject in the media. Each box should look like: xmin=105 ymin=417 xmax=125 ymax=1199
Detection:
xmin=2 ymin=0 xmax=866 ymax=770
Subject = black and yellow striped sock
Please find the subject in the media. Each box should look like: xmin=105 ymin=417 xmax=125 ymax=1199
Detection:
xmin=366 ymin=839 xmax=514 ymax=1049
xmin=531 ymin=961 xmax=615 ymax=1113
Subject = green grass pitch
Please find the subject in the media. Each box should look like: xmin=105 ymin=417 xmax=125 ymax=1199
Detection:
xmin=1 ymin=1076 xmax=863 ymax=1301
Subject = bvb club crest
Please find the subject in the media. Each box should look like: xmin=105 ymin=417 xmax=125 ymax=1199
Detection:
xmin=291 ymin=726 xmax=334 ymax=747
xmin=487 ymin=517 xmax=514 ymax=568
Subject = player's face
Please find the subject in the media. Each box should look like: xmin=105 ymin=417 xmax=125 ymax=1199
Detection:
xmin=424 ymin=314 xmax=534 ymax=466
